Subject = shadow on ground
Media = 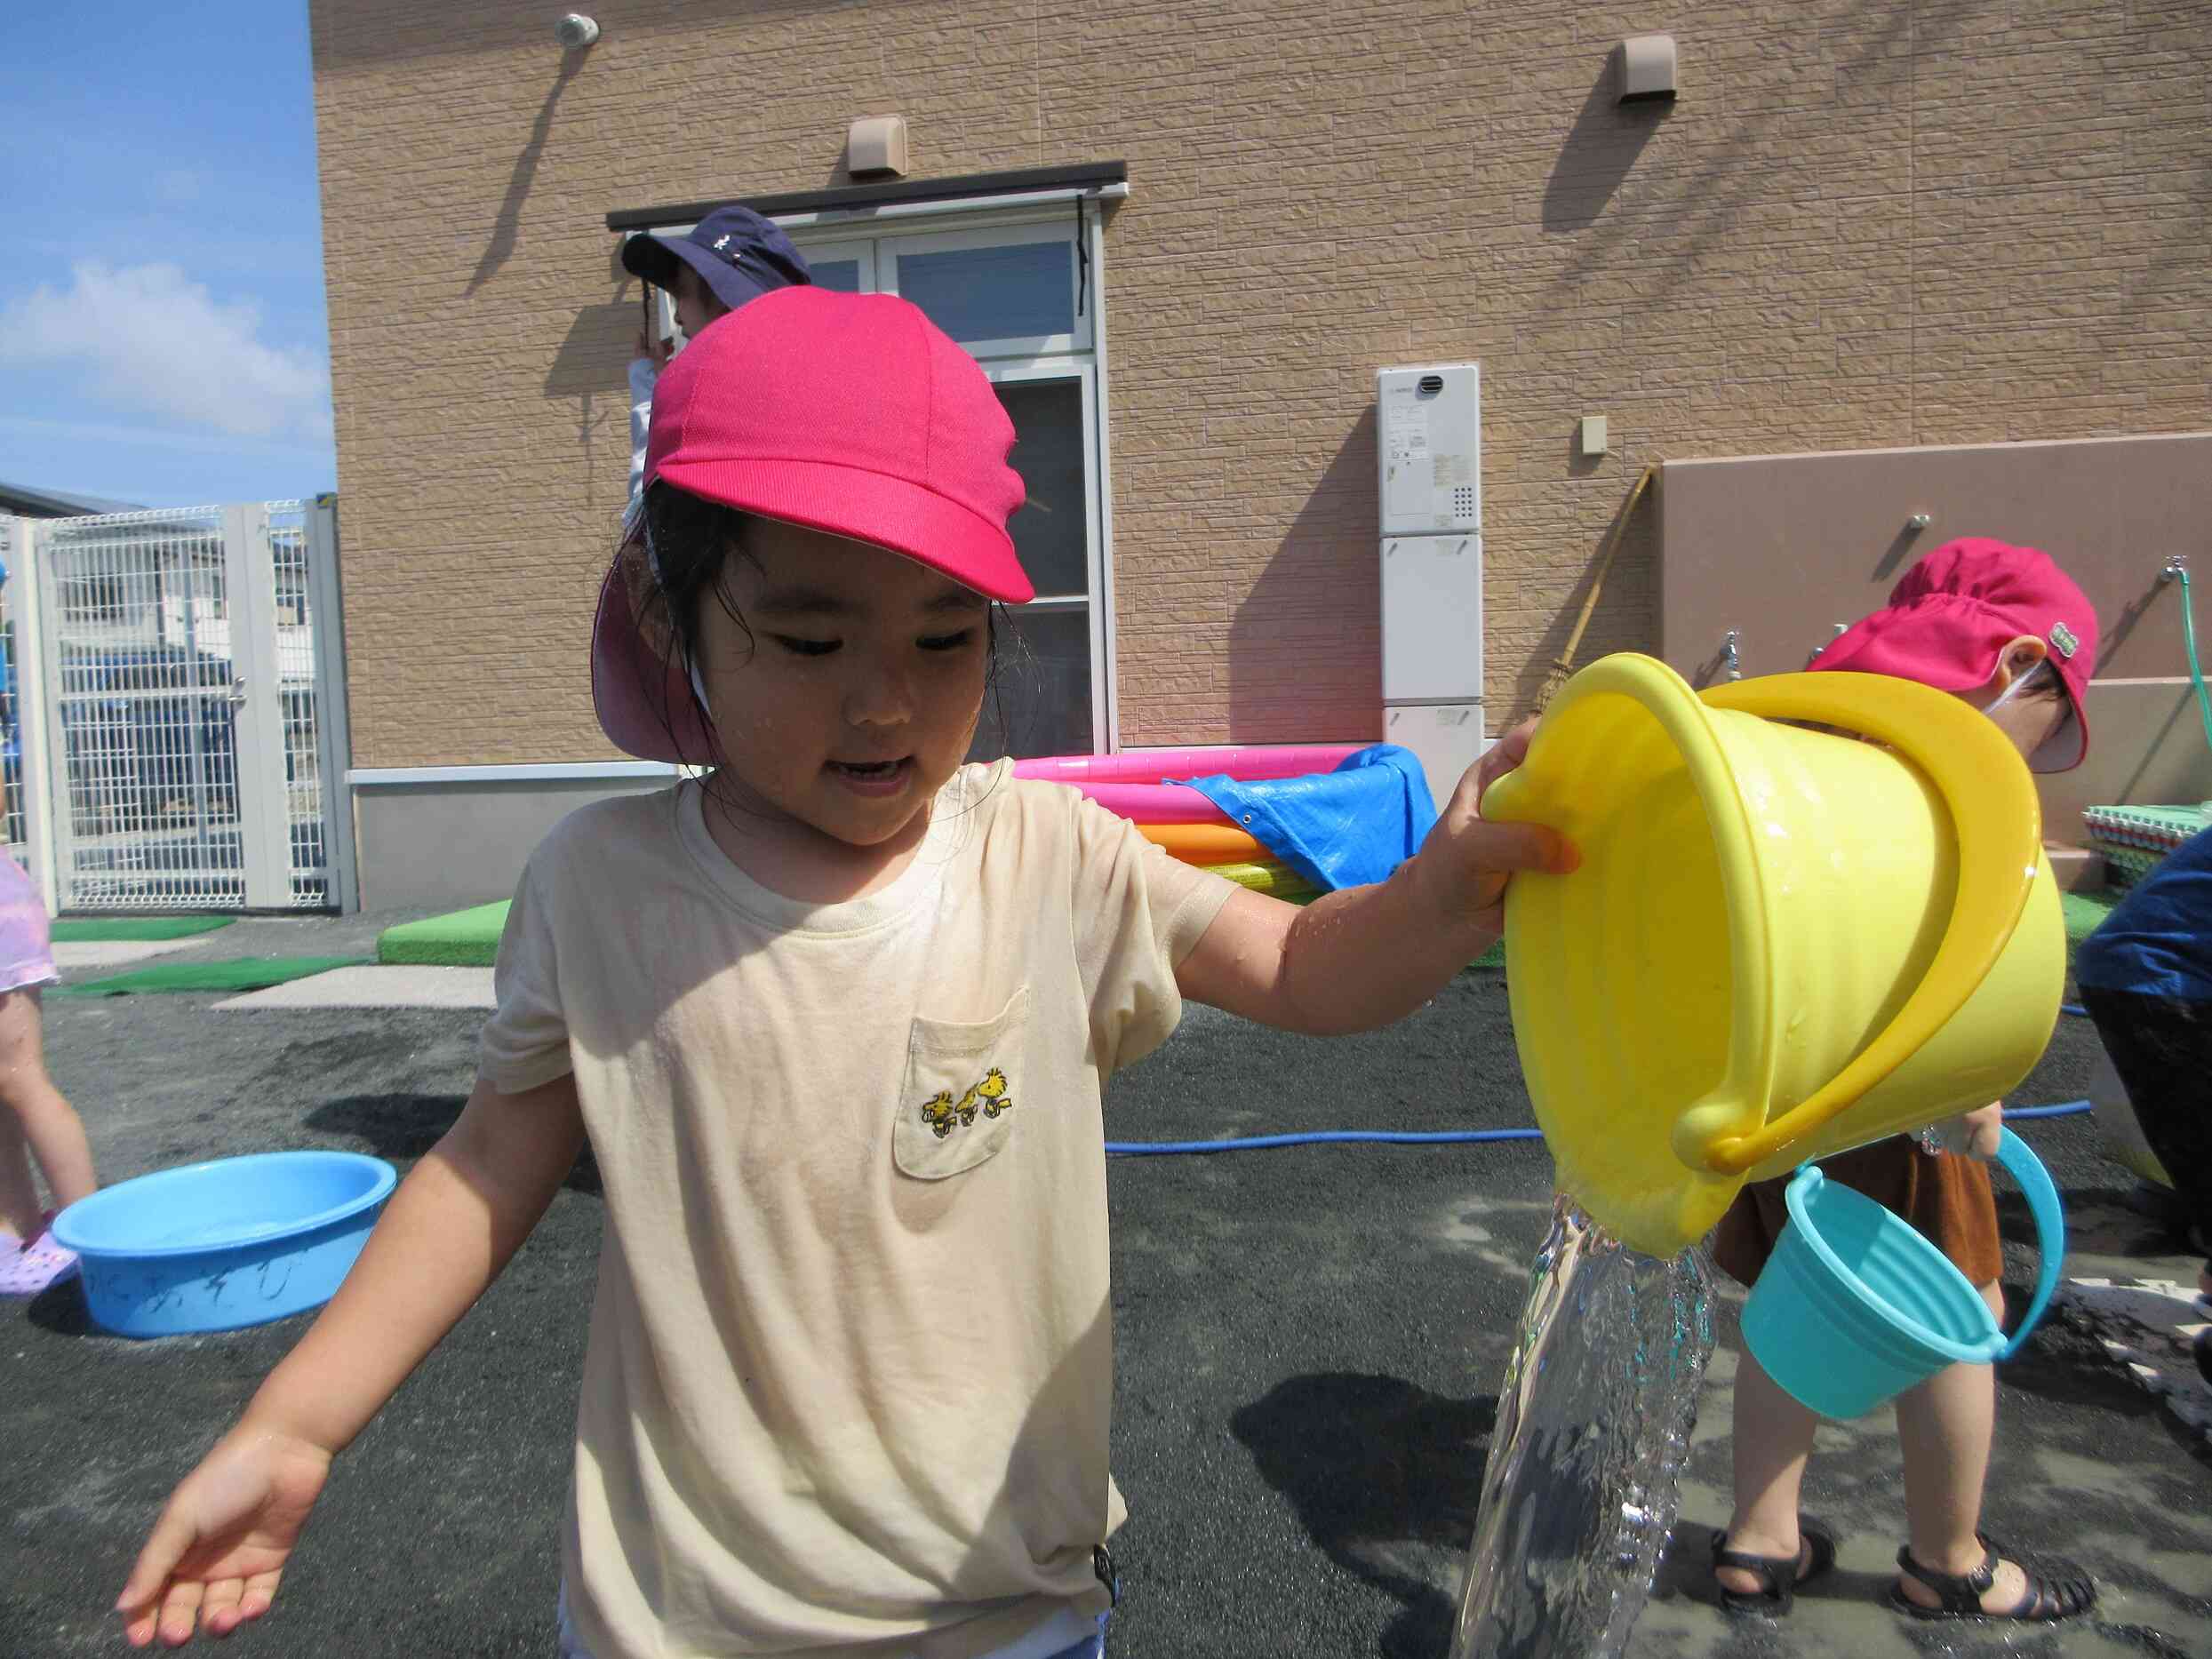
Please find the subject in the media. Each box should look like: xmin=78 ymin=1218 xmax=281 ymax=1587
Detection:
xmin=303 ymin=1091 xmax=602 ymax=1194
xmin=1233 ymin=1374 xmax=1494 ymax=1656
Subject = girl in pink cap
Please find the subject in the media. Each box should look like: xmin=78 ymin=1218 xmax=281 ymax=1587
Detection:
xmin=1708 ymin=538 xmax=2100 ymax=1625
xmin=115 ymin=288 xmax=1575 ymax=1658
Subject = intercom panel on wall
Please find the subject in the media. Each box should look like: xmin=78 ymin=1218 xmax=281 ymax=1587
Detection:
xmin=1377 ymin=363 xmax=1481 ymax=537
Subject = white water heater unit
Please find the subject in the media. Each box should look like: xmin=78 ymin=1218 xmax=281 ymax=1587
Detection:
xmin=1376 ymin=364 xmax=1483 ymax=807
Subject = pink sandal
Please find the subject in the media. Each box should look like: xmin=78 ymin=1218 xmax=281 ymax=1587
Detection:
xmin=0 ymin=1215 xmax=79 ymax=1296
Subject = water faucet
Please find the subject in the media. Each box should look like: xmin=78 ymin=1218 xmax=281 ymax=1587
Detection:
xmin=1721 ymin=629 xmax=1742 ymax=682
xmin=1805 ymin=622 xmax=1848 ymax=667
xmin=2163 ymin=556 xmax=2188 ymax=582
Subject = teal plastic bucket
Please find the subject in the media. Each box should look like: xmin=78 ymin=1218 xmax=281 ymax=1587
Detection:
xmin=1741 ymin=1129 xmax=2064 ymax=1419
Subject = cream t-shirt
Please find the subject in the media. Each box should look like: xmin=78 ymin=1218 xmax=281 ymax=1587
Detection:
xmin=479 ymin=762 xmax=1238 ymax=1659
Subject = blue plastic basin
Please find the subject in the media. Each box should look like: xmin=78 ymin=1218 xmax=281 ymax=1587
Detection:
xmin=51 ymin=1151 xmax=395 ymax=1338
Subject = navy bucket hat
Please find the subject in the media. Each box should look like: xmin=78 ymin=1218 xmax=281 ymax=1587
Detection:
xmin=620 ymin=204 xmax=811 ymax=315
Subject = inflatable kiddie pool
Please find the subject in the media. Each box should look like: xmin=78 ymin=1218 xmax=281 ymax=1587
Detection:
xmin=1011 ymin=745 xmax=1362 ymax=826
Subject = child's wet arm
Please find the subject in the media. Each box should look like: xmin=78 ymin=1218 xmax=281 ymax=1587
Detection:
xmin=238 ymin=1072 xmax=587 ymax=1456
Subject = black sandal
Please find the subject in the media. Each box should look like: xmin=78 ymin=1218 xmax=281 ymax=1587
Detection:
xmin=1710 ymin=1522 xmax=1838 ymax=1615
xmin=1889 ymin=1535 xmax=2096 ymax=1623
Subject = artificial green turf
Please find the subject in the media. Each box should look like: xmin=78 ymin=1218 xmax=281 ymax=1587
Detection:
xmin=376 ymin=901 xmax=510 ymax=968
xmin=52 ymin=956 xmax=366 ymax=998
xmin=2063 ymin=886 xmax=2123 ymax=948
xmin=49 ymin=915 xmax=237 ymax=943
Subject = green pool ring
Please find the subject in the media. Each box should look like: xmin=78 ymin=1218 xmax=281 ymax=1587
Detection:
xmin=1210 ymin=859 xmax=1320 ymax=903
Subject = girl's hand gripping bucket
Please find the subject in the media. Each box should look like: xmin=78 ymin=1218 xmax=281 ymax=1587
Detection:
xmin=1740 ymin=1129 xmax=2064 ymax=1417
xmin=1481 ymin=654 xmax=2064 ymax=1256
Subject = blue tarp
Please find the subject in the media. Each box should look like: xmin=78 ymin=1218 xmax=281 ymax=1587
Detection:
xmin=1177 ymin=745 xmax=1438 ymax=892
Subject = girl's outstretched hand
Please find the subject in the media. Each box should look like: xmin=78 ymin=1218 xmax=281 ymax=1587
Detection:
xmin=117 ymin=1423 xmax=333 ymax=1647
xmin=1423 ymin=718 xmax=1578 ymax=932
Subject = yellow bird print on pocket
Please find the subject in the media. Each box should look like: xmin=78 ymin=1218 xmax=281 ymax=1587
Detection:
xmin=914 ymin=1068 xmax=1013 ymax=1138
xmin=972 ymin=1068 xmax=1014 ymax=1119
xmin=918 ymin=1091 xmax=962 ymax=1139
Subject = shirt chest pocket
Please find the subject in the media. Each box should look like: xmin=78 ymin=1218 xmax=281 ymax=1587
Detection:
xmin=894 ymin=986 xmax=1030 ymax=1181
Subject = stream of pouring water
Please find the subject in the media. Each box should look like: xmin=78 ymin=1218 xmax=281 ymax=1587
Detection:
xmin=1450 ymin=1197 xmax=1715 ymax=1658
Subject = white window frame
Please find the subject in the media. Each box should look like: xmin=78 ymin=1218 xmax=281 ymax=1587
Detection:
xmin=982 ymin=357 xmax=1107 ymax=751
xmin=875 ymin=220 xmax=1092 ymax=360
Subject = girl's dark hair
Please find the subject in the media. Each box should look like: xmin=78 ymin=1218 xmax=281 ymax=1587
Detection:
xmin=2004 ymin=656 xmax=2074 ymax=743
xmin=626 ymin=482 xmax=1034 ymax=802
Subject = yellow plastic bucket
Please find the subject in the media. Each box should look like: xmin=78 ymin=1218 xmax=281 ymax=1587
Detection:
xmin=1482 ymin=654 xmax=2064 ymax=1257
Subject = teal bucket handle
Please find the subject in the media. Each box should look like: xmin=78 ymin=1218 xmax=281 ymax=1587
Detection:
xmin=1992 ymin=1127 xmax=2064 ymax=1361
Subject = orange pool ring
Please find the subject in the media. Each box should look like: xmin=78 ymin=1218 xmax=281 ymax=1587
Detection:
xmin=1138 ymin=822 xmax=1270 ymax=864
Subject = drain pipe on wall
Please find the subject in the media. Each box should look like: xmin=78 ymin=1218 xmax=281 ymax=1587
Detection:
xmin=1536 ymin=462 xmax=1661 ymax=714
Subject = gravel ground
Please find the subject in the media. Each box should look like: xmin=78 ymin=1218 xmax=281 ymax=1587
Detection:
xmin=4 ymin=937 xmax=2208 ymax=1659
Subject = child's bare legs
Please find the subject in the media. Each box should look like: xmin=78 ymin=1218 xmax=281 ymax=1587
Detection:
xmin=0 ymin=1109 xmax=44 ymax=1237
xmin=1714 ymin=1347 xmax=1823 ymax=1595
xmin=1721 ymin=1281 xmax=2026 ymax=1607
xmin=1890 ymin=1279 xmax=2035 ymax=1611
xmin=0 ymin=987 xmax=95 ymax=1238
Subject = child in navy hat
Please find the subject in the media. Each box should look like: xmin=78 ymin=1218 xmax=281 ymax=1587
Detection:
xmin=621 ymin=205 xmax=811 ymax=531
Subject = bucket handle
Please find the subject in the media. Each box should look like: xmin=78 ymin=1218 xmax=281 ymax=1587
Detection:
xmin=1695 ymin=673 xmax=2045 ymax=1176
xmin=1992 ymin=1127 xmax=2064 ymax=1360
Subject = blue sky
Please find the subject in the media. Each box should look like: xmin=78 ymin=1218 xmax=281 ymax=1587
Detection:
xmin=0 ymin=0 xmax=333 ymax=509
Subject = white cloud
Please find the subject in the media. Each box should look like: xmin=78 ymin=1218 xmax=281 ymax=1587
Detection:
xmin=0 ymin=260 xmax=331 ymax=443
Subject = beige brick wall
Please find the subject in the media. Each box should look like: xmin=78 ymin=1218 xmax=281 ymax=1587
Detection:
xmin=312 ymin=0 xmax=2212 ymax=766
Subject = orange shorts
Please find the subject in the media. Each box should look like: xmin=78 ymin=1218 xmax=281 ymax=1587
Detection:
xmin=1711 ymin=1135 xmax=2002 ymax=1289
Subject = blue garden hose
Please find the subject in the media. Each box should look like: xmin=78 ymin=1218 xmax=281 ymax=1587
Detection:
xmin=1107 ymin=919 xmax=2104 ymax=1156
xmin=2008 ymin=1099 xmax=2092 ymax=1120
xmin=1105 ymin=1101 xmax=2090 ymax=1156
xmin=1106 ymin=1127 xmax=1544 ymax=1155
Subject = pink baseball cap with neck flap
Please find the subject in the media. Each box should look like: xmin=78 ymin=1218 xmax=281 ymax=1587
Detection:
xmin=1810 ymin=537 xmax=2099 ymax=773
xmin=590 ymin=286 xmax=1030 ymax=764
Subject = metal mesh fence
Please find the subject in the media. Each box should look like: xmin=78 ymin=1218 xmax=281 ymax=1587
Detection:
xmin=268 ymin=499 xmax=327 ymax=906
xmin=13 ymin=500 xmax=343 ymax=911
xmin=44 ymin=506 xmax=246 ymax=908
xmin=0 ymin=517 xmax=27 ymax=873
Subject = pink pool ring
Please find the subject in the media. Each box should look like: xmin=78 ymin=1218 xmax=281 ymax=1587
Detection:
xmin=1012 ymin=745 xmax=1364 ymax=825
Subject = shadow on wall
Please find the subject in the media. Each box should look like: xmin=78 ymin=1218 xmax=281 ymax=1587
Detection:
xmin=1223 ymin=411 xmax=1384 ymax=746
xmin=546 ymin=300 xmax=635 ymax=516
xmin=1231 ymin=1373 xmax=1496 ymax=1659
xmin=1540 ymin=56 xmax=1669 ymax=237
xmin=467 ymin=53 xmax=584 ymax=295
xmin=1218 ymin=409 xmax=1659 ymax=742
xmin=1505 ymin=482 xmax=1660 ymax=720
xmin=1544 ymin=5 xmax=1927 ymax=298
